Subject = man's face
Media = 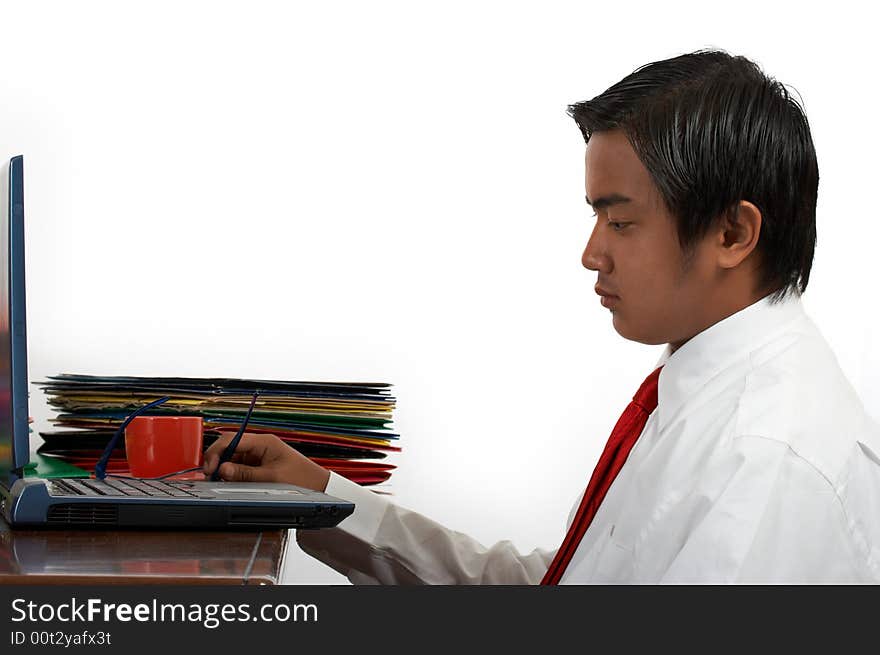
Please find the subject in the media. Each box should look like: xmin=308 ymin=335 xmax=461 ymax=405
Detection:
xmin=582 ymin=130 xmax=719 ymax=348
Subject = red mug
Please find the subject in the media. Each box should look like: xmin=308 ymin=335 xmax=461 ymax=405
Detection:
xmin=124 ymin=416 xmax=204 ymax=478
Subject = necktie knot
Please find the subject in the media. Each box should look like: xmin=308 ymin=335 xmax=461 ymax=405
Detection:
xmin=632 ymin=365 xmax=662 ymax=414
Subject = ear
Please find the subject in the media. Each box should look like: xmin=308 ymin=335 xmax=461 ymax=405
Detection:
xmin=716 ymin=200 xmax=762 ymax=270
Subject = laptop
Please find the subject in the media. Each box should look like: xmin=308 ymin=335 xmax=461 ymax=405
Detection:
xmin=0 ymin=155 xmax=355 ymax=529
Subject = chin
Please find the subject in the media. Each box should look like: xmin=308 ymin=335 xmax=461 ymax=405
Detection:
xmin=610 ymin=313 xmax=634 ymax=340
xmin=611 ymin=314 xmax=666 ymax=346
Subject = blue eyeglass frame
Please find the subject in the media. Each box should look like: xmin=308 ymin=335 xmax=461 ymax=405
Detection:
xmin=93 ymin=391 xmax=260 ymax=481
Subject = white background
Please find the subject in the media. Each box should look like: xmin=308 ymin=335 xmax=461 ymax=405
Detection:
xmin=1 ymin=1 xmax=878 ymax=583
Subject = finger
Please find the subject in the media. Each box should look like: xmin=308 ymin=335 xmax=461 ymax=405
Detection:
xmin=236 ymin=444 xmax=282 ymax=467
xmin=217 ymin=461 xmax=278 ymax=483
xmin=202 ymin=449 xmax=220 ymax=474
xmin=203 ymin=431 xmax=237 ymax=467
xmin=203 ymin=432 xmax=266 ymax=473
xmin=203 ymin=443 xmax=227 ymax=473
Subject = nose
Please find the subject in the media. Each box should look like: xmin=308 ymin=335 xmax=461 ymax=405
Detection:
xmin=581 ymin=218 xmax=612 ymax=273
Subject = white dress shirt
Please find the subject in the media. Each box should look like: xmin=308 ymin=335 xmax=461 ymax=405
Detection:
xmin=298 ymin=293 xmax=880 ymax=583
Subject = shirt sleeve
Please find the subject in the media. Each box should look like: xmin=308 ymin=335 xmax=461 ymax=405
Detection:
xmin=296 ymin=472 xmax=556 ymax=584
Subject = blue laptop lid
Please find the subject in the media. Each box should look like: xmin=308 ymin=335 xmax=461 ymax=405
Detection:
xmin=0 ymin=155 xmax=30 ymax=486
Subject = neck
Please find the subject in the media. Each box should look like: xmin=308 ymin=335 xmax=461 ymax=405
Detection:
xmin=668 ymin=280 xmax=778 ymax=353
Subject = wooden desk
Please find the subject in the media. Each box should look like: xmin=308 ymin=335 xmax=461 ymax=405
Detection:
xmin=0 ymin=519 xmax=288 ymax=585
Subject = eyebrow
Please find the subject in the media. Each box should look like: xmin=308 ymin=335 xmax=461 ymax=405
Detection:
xmin=584 ymin=193 xmax=633 ymax=210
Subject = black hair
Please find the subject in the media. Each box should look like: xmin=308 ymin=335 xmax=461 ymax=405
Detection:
xmin=569 ymin=49 xmax=818 ymax=300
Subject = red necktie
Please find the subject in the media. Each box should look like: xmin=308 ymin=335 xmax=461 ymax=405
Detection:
xmin=541 ymin=365 xmax=663 ymax=585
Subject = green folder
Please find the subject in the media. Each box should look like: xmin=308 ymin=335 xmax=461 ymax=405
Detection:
xmin=24 ymin=452 xmax=91 ymax=478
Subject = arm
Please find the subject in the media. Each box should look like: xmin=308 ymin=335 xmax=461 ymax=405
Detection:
xmin=204 ymin=433 xmax=555 ymax=584
xmin=297 ymin=472 xmax=555 ymax=584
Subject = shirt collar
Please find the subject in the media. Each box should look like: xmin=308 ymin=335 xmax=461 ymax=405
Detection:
xmin=653 ymin=292 xmax=806 ymax=430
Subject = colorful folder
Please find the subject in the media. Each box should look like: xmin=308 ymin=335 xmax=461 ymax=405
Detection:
xmin=36 ymin=374 xmax=399 ymax=486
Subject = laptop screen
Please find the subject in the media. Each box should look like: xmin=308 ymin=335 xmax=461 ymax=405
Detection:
xmin=0 ymin=155 xmax=29 ymax=485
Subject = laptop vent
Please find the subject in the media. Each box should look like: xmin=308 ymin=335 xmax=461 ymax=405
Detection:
xmin=165 ymin=507 xmax=187 ymax=522
xmin=47 ymin=504 xmax=119 ymax=526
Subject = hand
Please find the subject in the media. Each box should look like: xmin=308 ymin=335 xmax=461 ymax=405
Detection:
xmin=202 ymin=431 xmax=331 ymax=492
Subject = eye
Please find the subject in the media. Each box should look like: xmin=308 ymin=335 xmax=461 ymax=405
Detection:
xmin=608 ymin=220 xmax=629 ymax=232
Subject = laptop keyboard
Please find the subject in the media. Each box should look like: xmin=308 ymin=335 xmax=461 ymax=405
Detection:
xmin=47 ymin=477 xmax=212 ymax=499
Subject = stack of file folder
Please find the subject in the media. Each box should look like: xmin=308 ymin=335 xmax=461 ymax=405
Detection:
xmin=35 ymin=374 xmax=399 ymax=486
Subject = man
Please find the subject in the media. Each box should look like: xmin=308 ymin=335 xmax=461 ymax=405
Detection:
xmin=204 ymin=50 xmax=880 ymax=583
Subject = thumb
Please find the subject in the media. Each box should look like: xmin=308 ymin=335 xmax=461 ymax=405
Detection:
xmin=217 ymin=461 xmax=275 ymax=483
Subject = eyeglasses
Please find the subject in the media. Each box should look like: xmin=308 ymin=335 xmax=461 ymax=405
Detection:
xmin=93 ymin=391 xmax=260 ymax=482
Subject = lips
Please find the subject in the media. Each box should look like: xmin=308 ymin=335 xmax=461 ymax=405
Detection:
xmin=595 ymin=284 xmax=620 ymax=309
